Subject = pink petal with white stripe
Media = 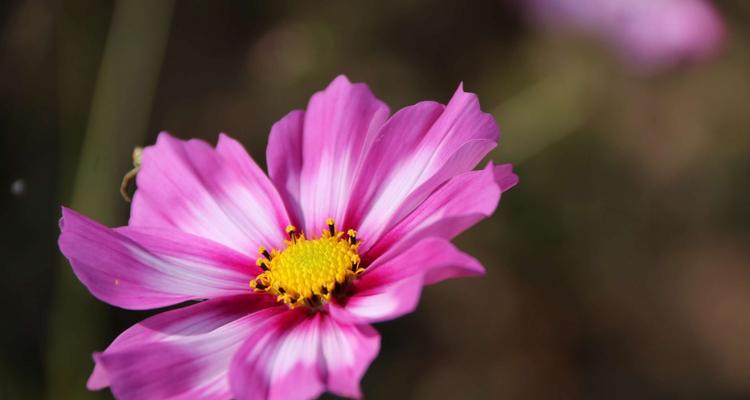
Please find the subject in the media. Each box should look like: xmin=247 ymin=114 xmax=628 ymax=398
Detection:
xmin=59 ymin=207 xmax=256 ymax=309
xmin=331 ymin=238 xmax=484 ymax=324
xmin=89 ymin=295 xmax=284 ymax=400
xmin=266 ymin=110 xmax=305 ymax=228
xmin=295 ymin=75 xmax=390 ymax=235
xmin=130 ymin=132 xmax=290 ymax=255
xmin=369 ymin=162 xmax=516 ymax=259
xmin=348 ymin=84 xmax=499 ymax=249
xmin=229 ymin=310 xmax=380 ymax=400
xmin=319 ymin=316 xmax=380 ymax=398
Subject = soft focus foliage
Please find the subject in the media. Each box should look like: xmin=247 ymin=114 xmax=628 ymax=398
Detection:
xmin=2 ymin=0 xmax=750 ymax=399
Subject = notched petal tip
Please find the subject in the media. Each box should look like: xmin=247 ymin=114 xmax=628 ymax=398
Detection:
xmin=216 ymin=132 xmax=245 ymax=146
xmin=456 ymin=81 xmax=465 ymax=93
xmin=151 ymin=131 xmax=176 ymax=148
xmin=493 ymin=163 xmax=519 ymax=192
xmin=58 ymin=207 xmax=83 ymax=237
xmin=87 ymin=353 xmax=110 ymax=391
xmin=323 ymin=75 xmax=387 ymax=109
xmin=461 ymin=255 xmax=486 ymax=277
xmin=331 ymin=73 xmax=353 ymax=85
xmin=216 ymin=132 xmax=244 ymax=152
xmin=58 ymin=205 xmax=71 ymax=231
xmin=446 ymin=81 xmax=500 ymax=143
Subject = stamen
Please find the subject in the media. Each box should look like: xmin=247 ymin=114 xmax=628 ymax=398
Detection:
xmin=258 ymin=246 xmax=271 ymax=260
xmin=286 ymin=225 xmax=297 ymax=242
xmin=308 ymin=294 xmax=321 ymax=307
xmin=326 ymin=218 xmax=336 ymax=236
xmin=252 ymin=280 xmax=267 ymax=290
xmin=256 ymin=259 xmax=269 ymax=271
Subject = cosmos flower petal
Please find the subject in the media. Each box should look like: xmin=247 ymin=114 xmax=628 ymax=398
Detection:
xmin=229 ymin=311 xmax=324 ymax=400
xmin=130 ymin=132 xmax=290 ymax=254
xmin=89 ymin=295 xmax=284 ymax=400
xmin=369 ymin=162 xmax=516 ymax=258
xmin=319 ymin=315 xmax=381 ymax=399
xmin=266 ymin=110 xmax=305 ymax=228
xmin=494 ymin=163 xmax=520 ymax=192
xmin=350 ymin=84 xmax=499 ymax=248
xmin=296 ymin=75 xmax=390 ymax=235
xmin=59 ymin=207 xmax=257 ymax=309
xmin=229 ymin=310 xmax=380 ymax=400
xmin=328 ymin=276 xmax=425 ymax=325
xmin=214 ymin=132 xmax=294 ymax=246
xmin=332 ymin=238 xmax=484 ymax=324
xmin=342 ymin=101 xmax=445 ymax=228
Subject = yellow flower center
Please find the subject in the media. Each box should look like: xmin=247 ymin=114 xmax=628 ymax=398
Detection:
xmin=250 ymin=219 xmax=363 ymax=308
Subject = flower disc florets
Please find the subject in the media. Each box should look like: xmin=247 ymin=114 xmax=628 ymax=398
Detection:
xmin=250 ymin=218 xmax=363 ymax=308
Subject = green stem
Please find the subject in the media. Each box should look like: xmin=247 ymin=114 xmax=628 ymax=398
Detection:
xmin=47 ymin=1 xmax=174 ymax=398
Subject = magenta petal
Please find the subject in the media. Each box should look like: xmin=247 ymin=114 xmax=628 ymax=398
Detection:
xmin=350 ymin=84 xmax=499 ymax=248
xmin=266 ymin=110 xmax=305 ymax=228
xmin=334 ymin=238 xmax=484 ymax=324
xmin=130 ymin=132 xmax=290 ymax=255
xmin=229 ymin=311 xmax=325 ymax=400
xmin=370 ymin=139 xmax=497 ymax=243
xmin=229 ymin=311 xmax=380 ymax=400
xmin=215 ymin=133 xmax=291 ymax=226
xmin=296 ymin=75 xmax=390 ymax=235
xmin=494 ymin=163 xmax=520 ymax=192
xmin=59 ymin=207 xmax=256 ymax=309
xmin=90 ymin=295 xmax=283 ymax=400
xmin=329 ymin=275 xmax=424 ymax=326
xmin=319 ymin=316 xmax=380 ymax=398
xmin=369 ymin=162 xmax=516 ymax=259
xmin=343 ymin=101 xmax=445 ymax=229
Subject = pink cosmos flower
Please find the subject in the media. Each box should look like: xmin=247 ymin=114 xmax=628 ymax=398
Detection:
xmin=526 ymin=0 xmax=725 ymax=71
xmin=58 ymin=75 xmax=518 ymax=400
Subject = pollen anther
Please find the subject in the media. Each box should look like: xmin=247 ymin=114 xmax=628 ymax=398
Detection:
xmin=250 ymin=219 xmax=363 ymax=308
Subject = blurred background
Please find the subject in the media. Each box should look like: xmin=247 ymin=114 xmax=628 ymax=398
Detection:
xmin=2 ymin=0 xmax=750 ymax=398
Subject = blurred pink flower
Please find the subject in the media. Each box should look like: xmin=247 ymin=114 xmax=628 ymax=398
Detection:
xmin=527 ymin=0 xmax=725 ymax=71
xmin=58 ymin=75 xmax=517 ymax=400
